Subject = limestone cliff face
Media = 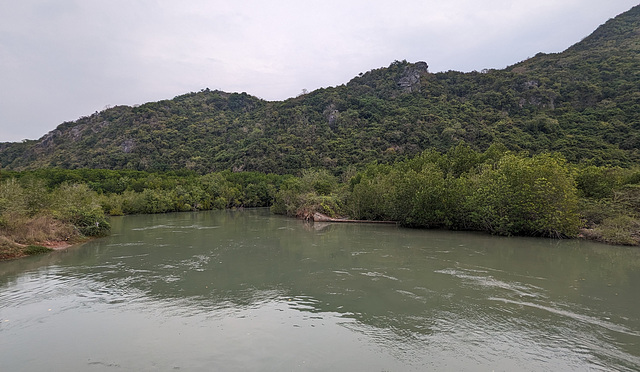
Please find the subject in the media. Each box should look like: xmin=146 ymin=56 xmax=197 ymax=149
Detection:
xmin=397 ymin=61 xmax=429 ymax=93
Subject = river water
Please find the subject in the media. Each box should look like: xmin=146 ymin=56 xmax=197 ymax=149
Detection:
xmin=1 ymin=209 xmax=639 ymax=371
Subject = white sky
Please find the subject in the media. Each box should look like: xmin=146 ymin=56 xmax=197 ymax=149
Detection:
xmin=0 ymin=1 xmax=638 ymax=142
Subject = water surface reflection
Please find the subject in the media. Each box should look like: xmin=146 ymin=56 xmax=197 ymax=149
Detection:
xmin=1 ymin=209 xmax=639 ymax=371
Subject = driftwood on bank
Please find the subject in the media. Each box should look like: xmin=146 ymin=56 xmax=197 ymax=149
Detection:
xmin=312 ymin=213 xmax=397 ymax=225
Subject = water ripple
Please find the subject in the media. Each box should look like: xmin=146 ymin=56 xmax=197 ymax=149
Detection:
xmin=435 ymin=268 xmax=544 ymax=298
xmin=489 ymin=297 xmax=640 ymax=337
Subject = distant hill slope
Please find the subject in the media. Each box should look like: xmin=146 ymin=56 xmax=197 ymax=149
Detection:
xmin=2 ymin=5 xmax=640 ymax=174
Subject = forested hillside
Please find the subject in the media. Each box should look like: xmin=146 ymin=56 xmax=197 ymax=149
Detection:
xmin=1 ymin=5 xmax=639 ymax=174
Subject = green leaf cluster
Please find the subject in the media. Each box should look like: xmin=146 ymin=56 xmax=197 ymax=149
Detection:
xmin=270 ymin=169 xmax=344 ymax=219
xmin=347 ymin=144 xmax=580 ymax=237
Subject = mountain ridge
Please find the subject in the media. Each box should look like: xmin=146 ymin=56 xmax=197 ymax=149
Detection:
xmin=2 ymin=5 xmax=640 ymax=174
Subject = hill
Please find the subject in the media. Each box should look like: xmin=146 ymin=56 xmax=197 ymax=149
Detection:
xmin=2 ymin=5 xmax=640 ymax=174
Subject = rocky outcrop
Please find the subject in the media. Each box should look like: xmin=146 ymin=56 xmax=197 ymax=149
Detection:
xmin=120 ymin=139 xmax=135 ymax=153
xmin=323 ymin=104 xmax=340 ymax=129
xmin=397 ymin=61 xmax=429 ymax=93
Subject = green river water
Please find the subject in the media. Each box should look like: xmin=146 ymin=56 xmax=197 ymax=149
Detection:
xmin=1 ymin=209 xmax=639 ymax=371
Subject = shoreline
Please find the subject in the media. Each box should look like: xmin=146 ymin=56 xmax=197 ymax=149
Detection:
xmin=0 ymin=238 xmax=88 ymax=262
xmin=39 ymin=240 xmax=74 ymax=250
xmin=311 ymin=212 xmax=398 ymax=224
xmin=2 ymin=211 xmax=637 ymax=262
xmin=310 ymin=213 xmax=640 ymax=246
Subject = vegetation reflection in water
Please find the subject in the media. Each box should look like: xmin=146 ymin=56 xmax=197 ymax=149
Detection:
xmin=1 ymin=209 xmax=639 ymax=371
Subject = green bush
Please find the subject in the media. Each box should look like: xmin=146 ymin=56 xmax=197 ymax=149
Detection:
xmin=347 ymin=149 xmax=580 ymax=237
xmin=575 ymin=166 xmax=622 ymax=198
xmin=67 ymin=208 xmax=111 ymax=237
xmin=466 ymin=154 xmax=580 ymax=237
xmin=596 ymin=215 xmax=640 ymax=245
xmin=271 ymin=170 xmax=346 ymax=218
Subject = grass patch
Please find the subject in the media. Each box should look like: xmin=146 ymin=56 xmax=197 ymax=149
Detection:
xmin=24 ymin=245 xmax=54 ymax=255
xmin=595 ymin=215 xmax=640 ymax=246
xmin=1 ymin=215 xmax=76 ymax=245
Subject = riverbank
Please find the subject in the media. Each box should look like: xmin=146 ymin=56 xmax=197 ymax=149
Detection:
xmin=311 ymin=212 xmax=398 ymax=224
xmin=0 ymin=213 xmax=96 ymax=262
xmin=0 ymin=237 xmax=88 ymax=261
xmin=310 ymin=213 xmax=640 ymax=246
xmin=2 ymin=208 xmax=637 ymax=263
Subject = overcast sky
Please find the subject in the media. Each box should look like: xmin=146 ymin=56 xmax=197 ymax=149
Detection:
xmin=0 ymin=1 xmax=638 ymax=142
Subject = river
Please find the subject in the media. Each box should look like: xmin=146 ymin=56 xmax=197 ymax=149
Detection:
xmin=1 ymin=209 xmax=639 ymax=371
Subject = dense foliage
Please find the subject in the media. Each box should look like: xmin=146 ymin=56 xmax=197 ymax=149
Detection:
xmin=271 ymin=145 xmax=640 ymax=243
xmin=0 ymin=177 xmax=109 ymax=260
xmin=274 ymin=144 xmax=581 ymax=238
xmin=0 ymin=168 xmax=287 ymax=214
xmin=1 ymin=6 xmax=640 ymax=173
xmin=2 ymin=142 xmax=640 ymax=261
xmin=0 ymin=168 xmax=289 ymax=259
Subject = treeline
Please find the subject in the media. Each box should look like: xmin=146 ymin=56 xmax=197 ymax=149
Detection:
xmin=2 ymin=144 xmax=640 ymax=261
xmin=0 ymin=169 xmax=288 ymax=259
xmin=1 ymin=168 xmax=288 ymax=212
xmin=272 ymin=143 xmax=640 ymax=244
